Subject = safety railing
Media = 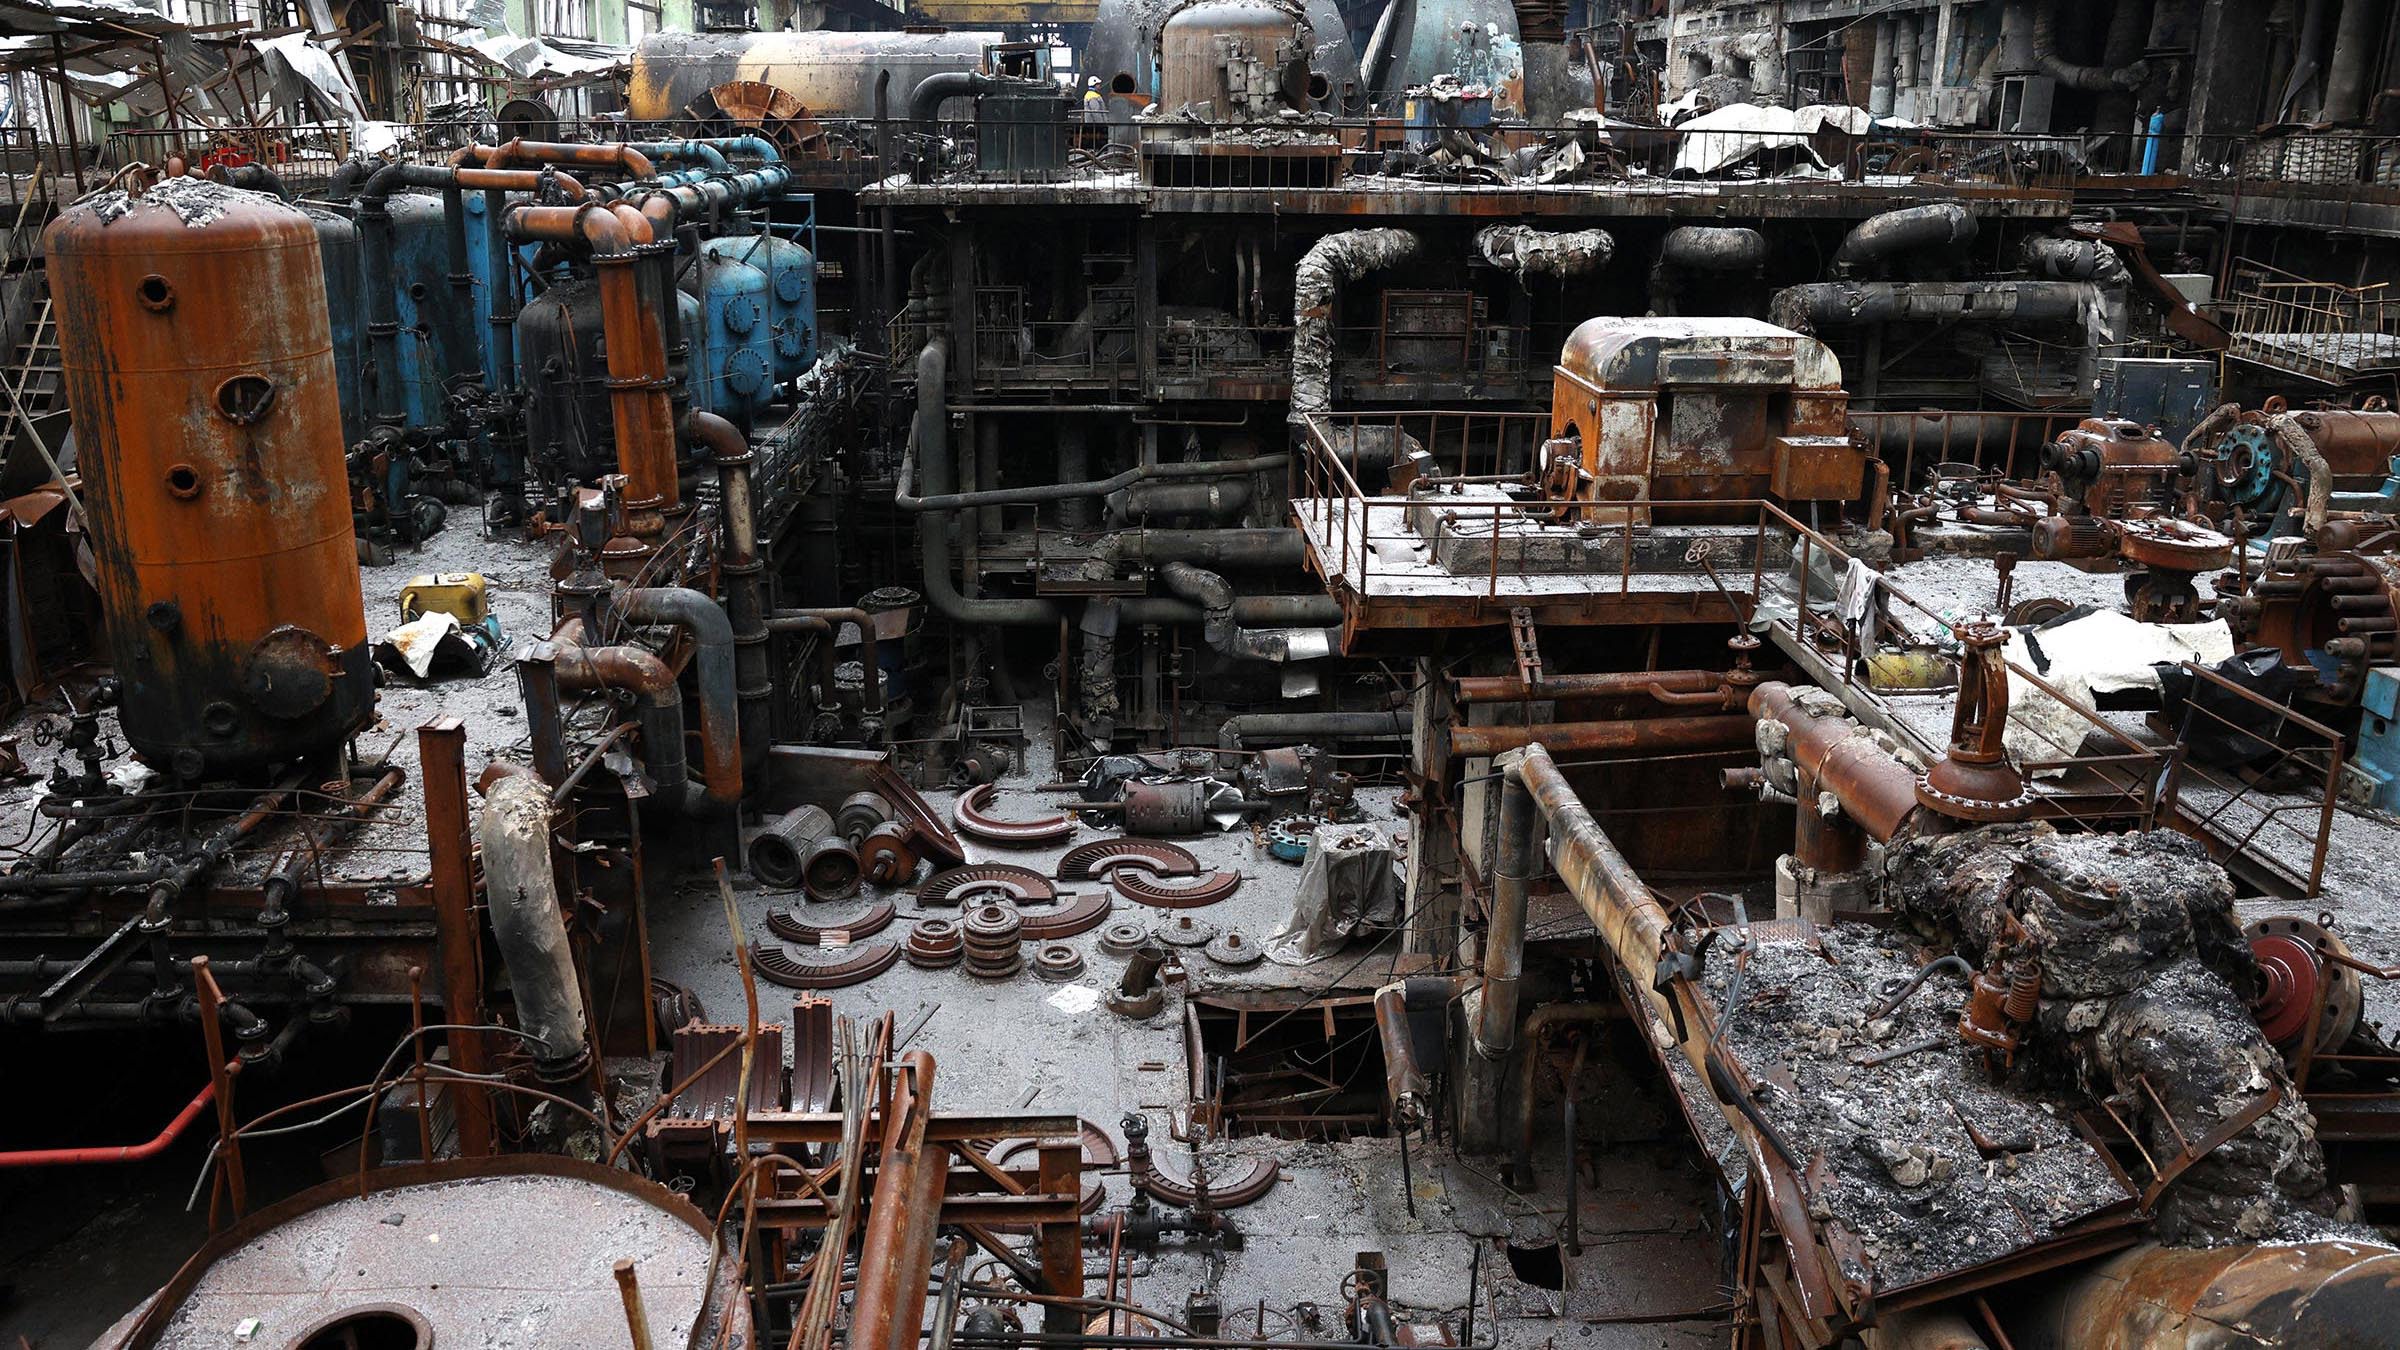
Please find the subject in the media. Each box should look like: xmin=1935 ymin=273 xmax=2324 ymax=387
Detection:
xmin=2160 ymin=659 xmax=2345 ymax=898
xmin=1846 ymin=408 xmax=2089 ymax=491
xmin=1783 ymin=525 xmax=2173 ymax=832
xmin=2223 ymin=257 xmax=2400 ymax=385
xmin=102 ymin=124 xmax=356 ymax=190
xmin=970 ymin=316 xmax=1140 ymax=386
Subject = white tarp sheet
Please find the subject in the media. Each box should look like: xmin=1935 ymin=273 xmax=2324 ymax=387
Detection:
xmin=2002 ymin=610 xmax=2235 ymax=774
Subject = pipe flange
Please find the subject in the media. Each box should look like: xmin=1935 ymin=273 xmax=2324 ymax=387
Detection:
xmin=1156 ymin=913 xmax=1217 ymax=948
xmin=1204 ymin=930 xmax=1264 ymax=967
xmin=751 ymin=940 xmax=900 ymax=990
xmin=766 ymin=899 xmax=896 ymax=947
xmin=1033 ymin=944 xmax=1086 ymax=982
xmin=905 ymin=917 xmax=964 ymax=969
xmin=1265 ymin=816 xmax=1319 ymax=864
xmin=1097 ymin=918 xmax=1151 ymax=956
xmin=1056 ymin=838 xmax=1201 ymax=881
xmin=1113 ymin=868 xmax=1241 ymax=909
xmin=953 ymin=782 xmax=1078 ymax=845
xmin=919 ymin=864 xmax=1058 ymax=908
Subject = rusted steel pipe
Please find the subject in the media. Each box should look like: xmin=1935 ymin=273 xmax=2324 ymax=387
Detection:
xmin=0 ymin=1078 xmax=216 ymax=1167
xmin=1451 ymin=668 xmax=1735 ymax=705
xmin=2016 ymin=1241 xmax=2400 ymax=1348
xmin=617 ymin=588 xmax=742 ymax=807
xmin=1748 ymin=682 xmax=1923 ymax=842
xmin=1373 ymin=982 xmax=1429 ymax=1127
xmin=772 ymin=608 xmax=884 ymax=714
xmin=504 ymin=202 xmax=678 ymax=522
xmin=1449 ymin=714 xmax=1754 ymax=759
xmin=552 ymin=638 xmax=695 ymax=810
xmin=690 ymin=410 xmax=770 ymax=776
xmin=466 ymin=139 xmax=658 ymax=178
xmin=852 ymin=1050 xmax=951 ymax=1350
xmin=1507 ymin=743 xmax=1672 ymax=995
xmin=1475 ymin=753 xmax=1537 ymax=1059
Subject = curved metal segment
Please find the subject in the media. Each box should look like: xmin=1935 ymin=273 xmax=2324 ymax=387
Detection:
xmin=1112 ymin=869 xmax=1242 ymax=909
xmin=765 ymin=899 xmax=897 ymax=947
xmin=917 ymin=864 xmax=1059 ymax=907
xmin=953 ymin=783 xmax=1079 ymax=845
xmin=1132 ymin=1153 xmax=1279 ymax=1209
xmin=1056 ymin=838 xmax=1202 ymax=880
xmin=1018 ymin=890 xmax=1114 ymax=941
xmin=752 ymin=940 xmax=901 ymax=989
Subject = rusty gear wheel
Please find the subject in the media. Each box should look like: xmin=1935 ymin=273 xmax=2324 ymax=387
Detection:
xmin=766 ymin=899 xmax=896 ymax=947
xmin=752 ymin=940 xmax=901 ymax=990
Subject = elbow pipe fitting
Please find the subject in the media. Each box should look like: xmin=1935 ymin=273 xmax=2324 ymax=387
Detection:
xmin=615 ymin=588 xmax=742 ymax=807
xmin=908 ymin=71 xmax=1000 ymax=124
xmin=552 ymin=641 xmax=701 ymax=812
xmin=773 ymin=608 xmax=884 ymax=714
xmin=1830 ymin=203 xmax=1978 ymax=276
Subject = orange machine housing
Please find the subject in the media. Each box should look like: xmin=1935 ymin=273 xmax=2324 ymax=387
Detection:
xmin=46 ymin=178 xmax=372 ymax=778
xmin=1547 ymin=317 xmax=1858 ymax=522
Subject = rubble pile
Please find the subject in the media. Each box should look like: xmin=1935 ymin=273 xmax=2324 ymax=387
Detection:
xmin=1886 ymin=823 xmax=2362 ymax=1243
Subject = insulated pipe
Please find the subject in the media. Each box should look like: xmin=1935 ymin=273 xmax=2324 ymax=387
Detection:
xmin=1122 ymin=593 xmax=1345 ymax=627
xmin=1476 ymin=745 xmax=1539 ymax=1058
xmin=1648 ymin=225 xmax=1767 ymax=315
xmin=1449 ymin=714 xmax=1756 ymax=758
xmin=1058 ymin=421 xmax=1094 ymax=530
xmin=616 ymin=587 xmax=742 ymax=806
xmin=1159 ymin=561 xmax=1341 ymax=662
xmin=2263 ymin=412 xmax=2335 ymax=533
xmin=1769 ymin=280 xmax=2096 ymax=331
xmin=1217 ymin=709 xmax=1410 ymax=750
xmin=851 ymin=1050 xmax=950 ymax=1350
xmin=1830 ymin=203 xmax=1977 ymax=275
xmin=478 ymin=772 xmax=592 ymax=1080
xmin=1749 ymin=682 xmax=1924 ymax=842
xmin=771 ymin=607 xmax=884 ymax=713
xmin=1473 ymin=224 xmax=1614 ymax=285
xmin=506 ymin=202 xmax=679 ymax=522
xmin=1091 ymin=527 xmax=1304 ymax=570
xmin=690 ymin=410 xmax=772 ymax=777
xmin=1505 ymin=741 xmax=1674 ymax=1006
xmin=1290 ymin=229 xmax=1422 ymax=424
xmin=1107 ymin=479 xmax=1253 ymax=524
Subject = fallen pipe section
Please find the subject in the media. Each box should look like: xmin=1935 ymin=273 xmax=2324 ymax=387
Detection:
xmin=478 ymin=772 xmax=592 ymax=1080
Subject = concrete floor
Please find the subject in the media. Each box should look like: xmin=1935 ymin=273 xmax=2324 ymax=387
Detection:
xmin=646 ymin=723 xmax=1730 ymax=1347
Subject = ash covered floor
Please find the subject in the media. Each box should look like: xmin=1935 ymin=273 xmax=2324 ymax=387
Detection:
xmin=643 ymin=718 xmax=1731 ymax=1347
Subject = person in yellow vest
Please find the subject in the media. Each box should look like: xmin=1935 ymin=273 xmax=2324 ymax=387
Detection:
xmin=1082 ymin=76 xmax=1105 ymax=116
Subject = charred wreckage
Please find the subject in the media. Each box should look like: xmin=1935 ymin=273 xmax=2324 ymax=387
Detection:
xmin=6 ymin=0 xmax=2400 ymax=1348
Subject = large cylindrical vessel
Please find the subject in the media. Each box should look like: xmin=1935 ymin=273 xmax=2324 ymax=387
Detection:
xmin=1159 ymin=0 xmax=1320 ymax=121
xmin=627 ymin=30 xmax=1002 ymax=122
xmin=46 ymin=176 xmax=373 ymax=777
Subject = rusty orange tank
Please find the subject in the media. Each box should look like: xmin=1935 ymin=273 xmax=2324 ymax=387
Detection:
xmin=46 ymin=175 xmax=372 ymax=778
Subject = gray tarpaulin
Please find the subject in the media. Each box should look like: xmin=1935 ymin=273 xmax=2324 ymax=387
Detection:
xmin=1265 ymin=822 xmax=1398 ymax=965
